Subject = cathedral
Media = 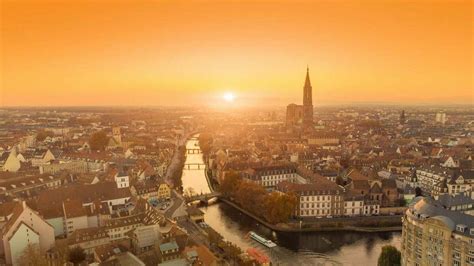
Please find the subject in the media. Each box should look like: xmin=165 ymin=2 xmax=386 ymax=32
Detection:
xmin=286 ymin=67 xmax=314 ymax=127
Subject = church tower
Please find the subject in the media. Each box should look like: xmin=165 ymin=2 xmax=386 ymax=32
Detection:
xmin=112 ymin=127 xmax=122 ymax=144
xmin=302 ymin=67 xmax=313 ymax=126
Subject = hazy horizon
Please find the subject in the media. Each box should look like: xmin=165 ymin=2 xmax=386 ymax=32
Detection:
xmin=1 ymin=0 xmax=473 ymax=107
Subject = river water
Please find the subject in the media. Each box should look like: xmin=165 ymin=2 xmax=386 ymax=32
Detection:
xmin=182 ymin=136 xmax=401 ymax=265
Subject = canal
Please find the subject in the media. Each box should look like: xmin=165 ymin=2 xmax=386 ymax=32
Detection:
xmin=182 ymin=135 xmax=401 ymax=265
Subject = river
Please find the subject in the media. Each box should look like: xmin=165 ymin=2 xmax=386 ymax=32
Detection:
xmin=182 ymin=136 xmax=401 ymax=265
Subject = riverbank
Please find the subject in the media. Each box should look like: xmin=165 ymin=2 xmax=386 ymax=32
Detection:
xmin=220 ymin=198 xmax=402 ymax=233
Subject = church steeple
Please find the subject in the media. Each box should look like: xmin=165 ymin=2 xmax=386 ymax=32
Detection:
xmin=302 ymin=66 xmax=313 ymax=126
xmin=304 ymin=66 xmax=312 ymax=89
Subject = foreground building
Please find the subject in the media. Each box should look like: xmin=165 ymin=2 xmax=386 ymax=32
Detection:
xmin=401 ymin=197 xmax=474 ymax=266
xmin=0 ymin=201 xmax=55 ymax=265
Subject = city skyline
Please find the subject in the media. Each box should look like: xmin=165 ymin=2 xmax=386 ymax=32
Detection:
xmin=1 ymin=0 xmax=472 ymax=107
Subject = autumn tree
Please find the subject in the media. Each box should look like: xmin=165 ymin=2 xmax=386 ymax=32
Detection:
xmin=36 ymin=130 xmax=54 ymax=141
xmin=17 ymin=244 xmax=49 ymax=266
xmin=378 ymin=245 xmax=401 ymax=266
xmin=89 ymin=131 xmax=109 ymax=151
xmin=263 ymin=192 xmax=297 ymax=224
xmin=234 ymin=181 xmax=266 ymax=214
xmin=219 ymin=171 xmax=241 ymax=198
xmin=51 ymin=239 xmax=69 ymax=266
xmin=198 ymin=132 xmax=213 ymax=156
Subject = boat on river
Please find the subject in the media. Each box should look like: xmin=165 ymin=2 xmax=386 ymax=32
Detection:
xmin=249 ymin=231 xmax=277 ymax=248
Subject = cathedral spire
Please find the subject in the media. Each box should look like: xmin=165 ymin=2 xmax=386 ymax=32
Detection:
xmin=304 ymin=66 xmax=312 ymax=89
xmin=302 ymin=66 xmax=313 ymax=126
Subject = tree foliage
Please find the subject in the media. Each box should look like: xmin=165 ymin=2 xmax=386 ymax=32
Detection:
xmin=68 ymin=246 xmax=86 ymax=265
xmin=219 ymin=171 xmax=297 ymax=224
xmin=378 ymin=245 xmax=401 ymax=266
xmin=89 ymin=131 xmax=109 ymax=151
xmin=36 ymin=130 xmax=54 ymax=141
xmin=220 ymin=171 xmax=242 ymax=198
xmin=198 ymin=132 xmax=213 ymax=156
xmin=17 ymin=244 xmax=49 ymax=266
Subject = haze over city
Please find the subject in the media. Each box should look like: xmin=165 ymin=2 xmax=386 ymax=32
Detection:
xmin=1 ymin=0 xmax=472 ymax=107
xmin=0 ymin=1 xmax=473 ymax=266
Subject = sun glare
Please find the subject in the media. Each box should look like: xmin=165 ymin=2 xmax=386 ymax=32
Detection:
xmin=223 ymin=92 xmax=235 ymax=102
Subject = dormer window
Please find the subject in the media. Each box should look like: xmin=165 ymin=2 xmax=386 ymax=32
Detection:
xmin=456 ymin=224 xmax=467 ymax=233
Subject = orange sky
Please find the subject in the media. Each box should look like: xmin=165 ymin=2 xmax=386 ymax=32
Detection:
xmin=1 ymin=0 xmax=472 ymax=107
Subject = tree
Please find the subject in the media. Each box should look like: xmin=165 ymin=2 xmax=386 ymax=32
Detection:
xmin=378 ymin=245 xmax=401 ymax=266
xmin=36 ymin=130 xmax=54 ymax=141
xmin=68 ymin=246 xmax=86 ymax=265
xmin=198 ymin=132 xmax=213 ymax=156
xmin=183 ymin=187 xmax=196 ymax=198
xmin=219 ymin=171 xmax=241 ymax=198
xmin=52 ymin=239 xmax=69 ymax=266
xmin=89 ymin=131 xmax=109 ymax=151
xmin=17 ymin=243 xmax=49 ymax=266
xmin=263 ymin=192 xmax=297 ymax=224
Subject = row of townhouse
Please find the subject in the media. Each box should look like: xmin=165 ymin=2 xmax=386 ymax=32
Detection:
xmin=276 ymin=178 xmax=346 ymax=218
xmin=34 ymin=181 xmax=132 ymax=238
xmin=0 ymin=174 xmax=65 ymax=199
xmin=243 ymin=164 xmax=299 ymax=189
xmin=416 ymin=166 xmax=474 ymax=197
xmin=39 ymin=159 xmax=104 ymax=175
xmin=277 ymin=179 xmax=382 ymax=218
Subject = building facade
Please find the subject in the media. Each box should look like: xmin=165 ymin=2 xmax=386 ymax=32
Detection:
xmin=401 ymin=197 xmax=474 ymax=266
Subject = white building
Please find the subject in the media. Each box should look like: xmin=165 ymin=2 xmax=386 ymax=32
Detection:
xmin=0 ymin=201 xmax=55 ymax=265
xmin=115 ymin=172 xmax=130 ymax=188
xmin=244 ymin=164 xmax=299 ymax=189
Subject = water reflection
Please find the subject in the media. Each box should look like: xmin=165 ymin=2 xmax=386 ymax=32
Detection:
xmin=182 ymin=137 xmax=401 ymax=265
xmin=202 ymin=203 xmax=401 ymax=265
xmin=181 ymin=138 xmax=211 ymax=195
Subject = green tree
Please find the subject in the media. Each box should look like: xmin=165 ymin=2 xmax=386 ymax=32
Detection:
xmin=89 ymin=131 xmax=109 ymax=151
xmin=68 ymin=246 xmax=86 ymax=265
xmin=378 ymin=245 xmax=401 ymax=266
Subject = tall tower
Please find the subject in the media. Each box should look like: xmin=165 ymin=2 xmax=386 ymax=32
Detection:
xmin=302 ymin=66 xmax=313 ymax=126
xmin=400 ymin=110 xmax=406 ymax=125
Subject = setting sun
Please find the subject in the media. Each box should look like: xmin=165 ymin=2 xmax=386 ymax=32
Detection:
xmin=223 ymin=92 xmax=236 ymax=103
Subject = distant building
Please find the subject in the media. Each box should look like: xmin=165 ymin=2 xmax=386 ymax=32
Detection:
xmin=302 ymin=67 xmax=313 ymax=127
xmin=286 ymin=104 xmax=303 ymax=126
xmin=400 ymin=110 xmax=406 ymax=125
xmin=1 ymin=149 xmax=21 ymax=172
xmin=401 ymin=197 xmax=474 ymax=266
xmin=435 ymin=111 xmax=447 ymax=125
xmin=286 ymin=67 xmax=314 ymax=127
xmin=243 ymin=164 xmax=299 ymax=189
xmin=115 ymin=172 xmax=130 ymax=188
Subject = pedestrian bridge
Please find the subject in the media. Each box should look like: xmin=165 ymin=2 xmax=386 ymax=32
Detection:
xmin=187 ymin=148 xmax=201 ymax=154
xmin=184 ymin=163 xmax=206 ymax=170
xmin=185 ymin=191 xmax=221 ymax=203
